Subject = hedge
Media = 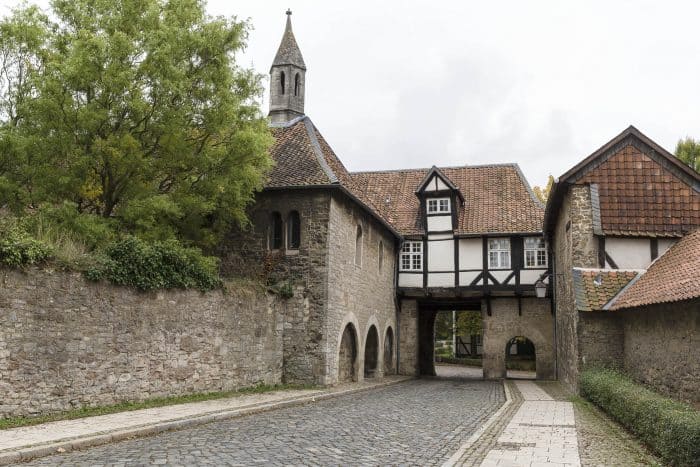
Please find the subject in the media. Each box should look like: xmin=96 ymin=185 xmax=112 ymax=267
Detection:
xmin=580 ymin=367 xmax=700 ymax=466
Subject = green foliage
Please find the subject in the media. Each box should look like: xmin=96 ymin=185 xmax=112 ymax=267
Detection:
xmin=456 ymin=310 xmax=482 ymax=337
xmin=0 ymin=0 xmax=273 ymax=249
xmin=0 ymin=219 xmax=52 ymax=266
xmin=533 ymin=175 xmax=555 ymax=204
xmin=580 ymin=367 xmax=700 ymax=466
xmin=675 ymin=137 xmax=700 ymax=173
xmin=86 ymin=236 xmax=221 ymax=291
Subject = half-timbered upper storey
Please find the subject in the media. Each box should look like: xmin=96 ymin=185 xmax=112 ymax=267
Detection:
xmin=352 ymin=164 xmax=547 ymax=297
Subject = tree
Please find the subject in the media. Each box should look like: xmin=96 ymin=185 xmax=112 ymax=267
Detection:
xmin=675 ymin=137 xmax=700 ymax=173
xmin=533 ymin=175 xmax=554 ymax=204
xmin=0 ymin=0 xmax=273 ymax=248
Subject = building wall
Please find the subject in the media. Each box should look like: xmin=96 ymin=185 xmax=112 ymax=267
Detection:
xmin=482 ymin=298 xmax=555 ymax=380
xmin=219 ymin=189 xmax=332 ymax=384
xmin=577 ymin=313 xmax=624 ymax=369
xmin=621 ymin=301 xmax=699 ymax=404
xmin=553 ymin=185 xmax=599 ymax=392
xmin=398 ymin=299 xmax=419 ymax=376
xmin=0 ymin=268 xmax=284 ymax=418
xmin=324 ymin=192 xmax=398 ymax=384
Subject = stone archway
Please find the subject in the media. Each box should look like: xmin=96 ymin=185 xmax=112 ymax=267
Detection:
xmin=505 ymin=336 xmax=536 ymax=379
xmin=338 ymin=323 xmax=358 ymax=382
xmin=364 ymin=325 xmax=379 ymax=378
xmin=384 ymin=327 xmax=394 ymax=375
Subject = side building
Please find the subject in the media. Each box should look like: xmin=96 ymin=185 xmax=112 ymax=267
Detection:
xmin=544 ymin=125 xmax=700 ymax=395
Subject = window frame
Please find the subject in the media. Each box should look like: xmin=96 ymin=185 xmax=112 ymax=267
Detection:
xmin=286 ymin=211 xmax=301 ymax=251
xmin=399 ymin=241 xmax=423 ymax=272
xmin=487 ymin=237 xmax=511 ymax=270
xmin=354 ymin=225 xmax=363 ymax=267
xmin=524 ymin=236 xmax=547 ymax=268
xmin=269 ymin=212 xmax=283 ymax=250
xmin=427 ymin=197 xmax=451 ymax=214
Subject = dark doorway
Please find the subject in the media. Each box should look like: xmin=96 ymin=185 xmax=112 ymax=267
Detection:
xmin=364 ymin=325 xmax=379 ymax=378
xmin=338 ymin=324 xmax=358 ymax=382
xmin=505 ymin=336 xmax=536 ymax=379
xmin=384 ymin=327 xmax=394 ymax=374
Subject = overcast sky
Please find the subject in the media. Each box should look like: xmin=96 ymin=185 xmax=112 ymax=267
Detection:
xmin=3 ymin=0 xmax=699 ymax=188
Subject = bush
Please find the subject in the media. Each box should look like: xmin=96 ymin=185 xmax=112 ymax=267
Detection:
xmin=0 ymin=221 xmax=52 ymax=267
xmin=580 ymin=367 xmax=700 ymax=466
xmin=86 ymin=237 xmax=222 ymax=291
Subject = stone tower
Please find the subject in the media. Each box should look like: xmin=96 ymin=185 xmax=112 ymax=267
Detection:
xmin=269 ymin=10 xmax=306 ymax=124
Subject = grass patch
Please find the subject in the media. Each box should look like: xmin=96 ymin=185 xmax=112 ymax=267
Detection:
xmin=0 ymin=383 xmax=317 ymax=431
xmin=580 ymin=367 xmax=699 ymax=467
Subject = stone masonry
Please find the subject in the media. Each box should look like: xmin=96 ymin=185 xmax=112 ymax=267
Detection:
xmin=0 ymin=268 xmax=284 ymax=418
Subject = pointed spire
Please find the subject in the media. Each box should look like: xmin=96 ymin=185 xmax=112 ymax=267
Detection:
xmin=272 ymin=10 xmax=306 ymax=70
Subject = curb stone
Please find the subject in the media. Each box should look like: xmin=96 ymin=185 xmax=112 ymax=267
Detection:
xmin=0 ymin=377 xmax=411 ymax=466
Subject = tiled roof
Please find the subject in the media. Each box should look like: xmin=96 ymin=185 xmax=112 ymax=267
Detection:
xmin=572 ymin=268 xmax=641 ymax=312
xmin=545 ymin=126 xmax=700 ymax=237
xmin=351 ymin=165 xmax=544 ymax=236
xmin=271 ymin=14 xmax=306 ymax=70
xmin=610 ymin=228 xmax=700 ymax=310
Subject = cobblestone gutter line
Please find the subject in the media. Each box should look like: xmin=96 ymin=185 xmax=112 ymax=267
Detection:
xmin=0 ymin=377 xmax=412 ymax=466
xmin=444 ymin=380 xmax=524 ymax=467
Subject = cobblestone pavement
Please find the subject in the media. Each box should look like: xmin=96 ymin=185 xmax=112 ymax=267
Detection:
xmin=23 ymin=375 xmax=504 ymax=466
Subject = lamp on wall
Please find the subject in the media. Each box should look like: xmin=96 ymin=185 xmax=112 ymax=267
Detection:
xmin=534 ymin=279 xmax=547 ymax=298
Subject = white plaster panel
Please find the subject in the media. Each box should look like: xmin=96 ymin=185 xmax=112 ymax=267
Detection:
xmin=424 ymin=175 xmax=438 ymax=191
xmin=658 ymin=238 xmax=677 ymax=257
xmin=459 ymin=270 xmax=481 ymax=286
xmin=606 ymin=238 xmax=651 ymax=269
xmin=398 ymin=273 xmax=422 ymax=288
xmin=428 ymin=273 xmax=454 ymax=287
xmin=428 ymin=240 xmax=454 ymax=271
xmin=459 ymin=238 xmax=482 ymax=270
xmin=435 ymin=177 xmax=449 ymax=191
xmin=427 ymin=215 xmax=452 ymax=232
xmin=520 ymin=269 xmax=547 ymax=285
xmin=489 ymin=270 xmax=512 ymax=284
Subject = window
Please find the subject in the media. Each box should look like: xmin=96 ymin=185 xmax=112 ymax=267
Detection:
xmin=488 ymin=238 xmax=510 ymax=269
xmin=280 ymin=71 xmax=285 ymax=94
xmin=287 ymin=211 xmax=300 ymax=250
xmin=400 ymin=241 xmax=423 ymax=271
xmin=378 ymin=241 xmax=384 ymax=271
xmin=294 ymin=73 xmax=300 ymax=96
xmin=269 ymin=212 xmax=283 ymax=250
xmin=427 ymin=198 xmax=450 ymax=213
xmin=355 ymin=225 xmax=363 ymax=266
xmin=524 ymin=237 xmax=547 ymax=267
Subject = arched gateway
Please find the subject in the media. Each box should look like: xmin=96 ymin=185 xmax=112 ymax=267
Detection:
xmin=338 ymin=324 xmax=358 ymax=382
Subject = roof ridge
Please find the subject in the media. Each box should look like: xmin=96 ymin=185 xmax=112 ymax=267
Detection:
xmin=573 ymin=267 xmax=647 ymax=273
xmin=351 ymin=163 xmax=521 ymax=175
xmin=303 ymin=118 xmax=338 ymax=184
xmin=603 ymin=272 xmax=644 ymax=310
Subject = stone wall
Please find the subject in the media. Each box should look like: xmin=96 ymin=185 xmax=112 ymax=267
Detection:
xmin=324 ymin=192 xmax=398 ymax=384
xmin=219 ymin=189 xmax=331 ymax=385
xmin=398 ymin=299 xmax=419 ymax=376
xmin=0 ymin=268 xmax=283 ymax=418
xmin=577 ymin=313 xmax=624 ymax=370
xmin=482 ymin=298 xmax=555 ymax=380
xmin=621 ymin=301 xmax=699 ymax=404
xmin=553 ymin=185 xmax=599 ymax=392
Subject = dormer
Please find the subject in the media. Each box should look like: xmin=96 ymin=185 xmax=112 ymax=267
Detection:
xmin=415 ymin=166 xmax=464 ymax=233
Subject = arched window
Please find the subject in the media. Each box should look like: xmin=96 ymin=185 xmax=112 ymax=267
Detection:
xmin=294 ymin=73 xmax=300 ymax=96
xmin=280 ymin=71 xmax=285 ymax=95
xmin=378 ymin=241 xmax=384 ymax=271
xmin=269 ymin=212 xmax=283 ymax=250
xmin=354 ymin=225 xmax=363 ymax=267
xmin=287 ymin=211 xmax=300 ymax=250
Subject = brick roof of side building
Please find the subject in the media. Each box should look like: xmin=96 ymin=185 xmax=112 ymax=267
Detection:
xmin=545 ymin=126 xmax=700 ymax=237
xmin=572 ymin=269 xmax=642 ymax=312
xmin=351 ymin=165 xmax=544 ymax=236
xmin=609 ymin=228 xmax=700 ymax=310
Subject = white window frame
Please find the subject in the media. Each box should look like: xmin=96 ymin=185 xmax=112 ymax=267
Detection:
xmin=487 ymin=238 xmax=511 ymax=269
xmin=427 ymin=198 xmax=450 ymax=214
xmin=400 ymin=241 xmax=423 ymax=271
xmin=524 ymin=237 xmax=547 ymax=268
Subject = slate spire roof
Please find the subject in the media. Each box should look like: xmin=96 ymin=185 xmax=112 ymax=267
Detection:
xmin=271 ymin=10 xmax=306 ymax=71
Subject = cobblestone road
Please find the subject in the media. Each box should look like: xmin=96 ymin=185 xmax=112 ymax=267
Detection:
xmin=24 ymin=375 xmax=504 ymax=466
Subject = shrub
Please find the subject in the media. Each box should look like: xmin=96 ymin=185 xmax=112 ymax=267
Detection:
xmin=580 ymin=367 xmax=700 ymax=466
xmin=86 ymin=237 xmax=222 ymax=291
xmin=0 ymin=221 xmax=52 ymax=267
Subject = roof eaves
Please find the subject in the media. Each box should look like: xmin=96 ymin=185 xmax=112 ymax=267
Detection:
xmin=269 ymin=115 xmax=306 ymax=129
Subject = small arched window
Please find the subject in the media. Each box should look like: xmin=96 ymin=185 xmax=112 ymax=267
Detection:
xmin=355 ymin=225 xmax=363 ymax=267
xmin=280 ymin=71 xmax=285 ymax=95
xmin=378 ymin=241 xmax=384 ymax=271
xmin=287 ymin=211 xmax=300 ymax=250
xmin=294 ymin=73 xmax=300 ymax=96
xmin=270 ymin=212 xmax=283 ymax=250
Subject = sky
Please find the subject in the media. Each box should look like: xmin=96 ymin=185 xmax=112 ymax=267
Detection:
xmin=2 ymin=0 xmax=699 ymax=188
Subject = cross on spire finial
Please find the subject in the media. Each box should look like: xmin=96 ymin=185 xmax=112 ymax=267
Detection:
xmin=286 ymin=9 xmax=292 ymax=16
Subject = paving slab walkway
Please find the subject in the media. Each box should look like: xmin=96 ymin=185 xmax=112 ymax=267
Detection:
xmin=0 ymin=376 xmax=410 ymax=465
